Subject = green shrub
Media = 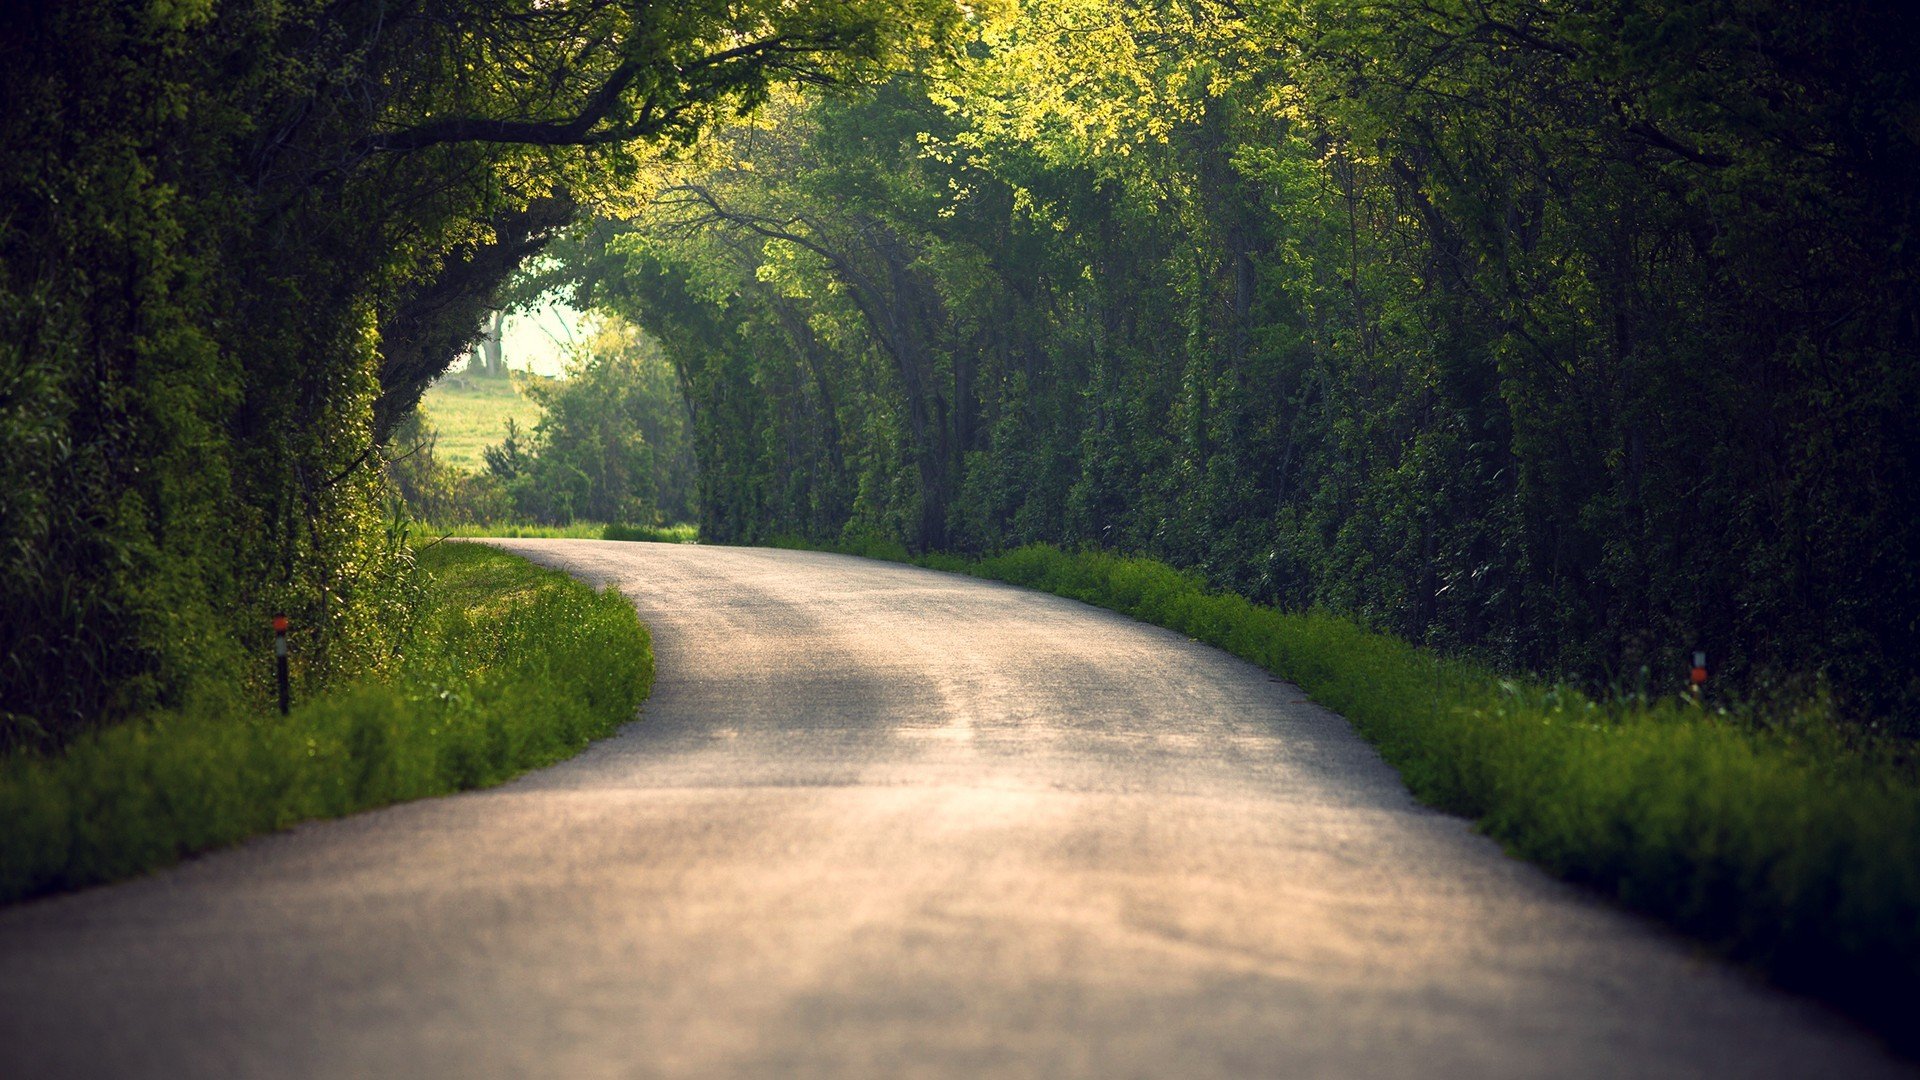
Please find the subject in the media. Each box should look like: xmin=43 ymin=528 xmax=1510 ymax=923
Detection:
xmin=0 ymin=543 xmax=651 ymax=904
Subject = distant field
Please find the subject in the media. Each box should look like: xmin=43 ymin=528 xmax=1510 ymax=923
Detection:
xmin=420 ymin=375 xmax=546 ymax=471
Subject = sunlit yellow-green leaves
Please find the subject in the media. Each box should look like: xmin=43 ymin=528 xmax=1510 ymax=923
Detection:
xmin=938 ymin=0 xmax=1260 ymax=175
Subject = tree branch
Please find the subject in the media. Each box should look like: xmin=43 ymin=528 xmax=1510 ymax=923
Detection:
xmin=361 ymin=33 xmax=857 ymax=155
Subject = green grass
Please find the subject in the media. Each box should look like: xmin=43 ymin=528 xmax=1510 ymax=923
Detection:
xmin=433 ymin=521 xmax=699 ymax=543
xmin=803 ymin=539 xmax=1920 ymax=1045
xmin=420 ymin=375 xmax=546 ymax=470
xmin=434 ymin=521 xmax=615 ymax=539
xmin=601 ymin=522 xmax=699 ymax=543
xmin=0 ymin=542 xmax=652 ymax=905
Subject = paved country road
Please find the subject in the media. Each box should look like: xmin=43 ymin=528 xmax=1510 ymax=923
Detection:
xmin=0 ymin=541 xmax=1908 ymax=1079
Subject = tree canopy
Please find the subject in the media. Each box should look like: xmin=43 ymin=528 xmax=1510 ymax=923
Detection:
xmin=568 ymin=0 xmax=1920 ymax=723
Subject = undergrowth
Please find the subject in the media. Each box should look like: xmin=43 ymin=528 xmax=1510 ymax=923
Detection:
xmin=0 ymin=542 xmax=651 ymax=904
xmin=601 ymin=522 xmax=700 ymax=544
xmin=432 ymin=521 xmax=699 ymax=543
xmin=816 ymin=539 xmax=1920 ymax=1047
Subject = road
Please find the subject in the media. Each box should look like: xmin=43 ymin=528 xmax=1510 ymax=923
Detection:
xmin=0 ymin=540 xmax=1906 ymax=1078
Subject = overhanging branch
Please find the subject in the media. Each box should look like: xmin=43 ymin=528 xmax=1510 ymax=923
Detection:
xmin=360 ymin=32 xmax=861 ymax=156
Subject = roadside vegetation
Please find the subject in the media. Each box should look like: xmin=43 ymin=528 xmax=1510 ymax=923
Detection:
xmin=0 ymin=543 xmax=651 ymax=905
xmin=433 ymin=521 xmax=699 ymax=543
xmin=794 ymin=538 xmax=1919 ymax=1046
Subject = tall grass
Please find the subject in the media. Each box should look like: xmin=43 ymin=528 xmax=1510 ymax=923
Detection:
xmin=0 ymin=543 xmax=652 ymax=904
xmin=601 ymin=522 xmax=700 ymax=544
xmin=432 ymin=521 xmax=699 ymax=543
xmin=905 ymin=544 xmax=1917 ymax=1044
xmin=431 ymin=521 xmax=611 ymax=539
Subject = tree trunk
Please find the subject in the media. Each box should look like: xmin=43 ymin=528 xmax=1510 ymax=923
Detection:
xmin=479 ymin=309 xmax=506 ymax=377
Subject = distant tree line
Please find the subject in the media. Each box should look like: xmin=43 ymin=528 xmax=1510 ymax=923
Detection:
xmin=578 ymin=0 xmax=1920 ymax=723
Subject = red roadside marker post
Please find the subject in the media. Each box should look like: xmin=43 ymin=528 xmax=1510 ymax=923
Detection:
xmin=273 ymin=614 xmax=290 ymax=716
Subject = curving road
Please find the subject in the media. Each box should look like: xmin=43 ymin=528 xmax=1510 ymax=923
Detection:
xmin=0 ymin=540 xmax=1907 ymax=1078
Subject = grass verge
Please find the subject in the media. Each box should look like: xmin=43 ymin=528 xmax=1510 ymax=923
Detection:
xmin=433 ymin=521 xmax=699 ymax=543
xmin=0 ymin=542 xmax=651 ymax=905
xmin=805 ymin=538 xmax=1919 ymax=1046
xmin=602 ymin=523 xmax=699 ymax=543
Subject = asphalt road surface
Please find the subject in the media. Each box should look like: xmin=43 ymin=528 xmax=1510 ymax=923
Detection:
xmin=0 ymin=540 xmax=1908 ymax=1078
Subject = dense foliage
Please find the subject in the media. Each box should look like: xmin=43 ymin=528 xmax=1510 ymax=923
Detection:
xmin=583 ymin=0 xmax=1920 ymax=726
xmin=0 ymin=542 xmax=651 ymax=904
xmin=0 ymin=0 xmax=956 ymax=750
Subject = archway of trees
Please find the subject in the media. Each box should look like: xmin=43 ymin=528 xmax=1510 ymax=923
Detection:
xmin=7 ymin=0 xmax=1919 ymax=746
xmin=557 ymin=0 xmax=1920 ymax=725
